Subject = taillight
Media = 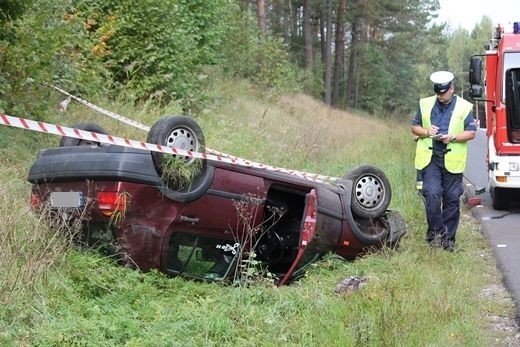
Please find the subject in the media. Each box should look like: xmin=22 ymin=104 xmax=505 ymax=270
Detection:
xmin=29 ymin=193 xmax=41 ymax=210
xmin=97 ymin=192 xmax=127 ymax=217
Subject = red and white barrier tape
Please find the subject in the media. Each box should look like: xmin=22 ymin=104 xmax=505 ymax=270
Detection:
xmin=53 ymin=85 xmax=258 ymax=161
xmin=51 ymin=85 xmax=341 ymax=183
xmin=52 ymin=85 xmax=151 ymax=131
xmin=0 ymin=113 xmax=340 ymax=183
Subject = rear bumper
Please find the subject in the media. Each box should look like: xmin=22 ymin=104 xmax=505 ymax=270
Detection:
xmin=28 ymin=145 xmax=162 ymax=185
xmin=28 ymin=145 xmax=216 ymax=203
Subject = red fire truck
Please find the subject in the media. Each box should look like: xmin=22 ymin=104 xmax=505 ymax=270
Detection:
xmin=469 ymin=22 xmax=520 ymax=210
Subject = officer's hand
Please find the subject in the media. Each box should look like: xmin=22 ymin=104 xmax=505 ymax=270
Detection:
xmin=440 ymin=134 xmax=454 ymax=144
xmin=427 ymin=125 xmax=439 ymax=136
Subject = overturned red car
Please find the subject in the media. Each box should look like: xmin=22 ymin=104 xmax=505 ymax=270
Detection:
xmin=28 ymin=116 xmax=406 ymax=285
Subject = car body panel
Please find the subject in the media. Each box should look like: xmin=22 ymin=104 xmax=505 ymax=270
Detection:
xmin=28 ymin=145 xmax=406 ymax=284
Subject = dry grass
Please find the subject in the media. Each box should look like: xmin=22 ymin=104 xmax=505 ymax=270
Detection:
xmin=0 ymin=175 xmax=71 ymax=307
xmin=278 ymin=94 xmax=390 ymax=143
xmin=201 ymin=84 xmax=402 ymax=180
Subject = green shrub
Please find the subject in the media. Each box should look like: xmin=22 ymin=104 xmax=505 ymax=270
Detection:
xmin=220 ymin=8 xmax=304 ymax=94
xmin=74 ymin=0 xmax=232 ymax=110
xmin=0 ymin=0 xmax=108 ymax=120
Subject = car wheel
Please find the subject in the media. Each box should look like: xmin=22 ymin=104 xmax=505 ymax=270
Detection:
xmin=59 ymin=122 xmax=107 ymax=147
xmin=147 ymin=115 xmax=211 ymax=196
xmin=147 ymin=115 xmax=205 ymax=165
xmin=343 ymin=165 xmax=391 ymax=218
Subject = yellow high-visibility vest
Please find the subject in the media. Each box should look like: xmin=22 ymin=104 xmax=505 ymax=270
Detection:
xmin=414 ymin=95 xmax=473 ymax=173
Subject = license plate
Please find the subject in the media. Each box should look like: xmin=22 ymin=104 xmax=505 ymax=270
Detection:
xmin=50 ymin=192 xmax=84 ymax=208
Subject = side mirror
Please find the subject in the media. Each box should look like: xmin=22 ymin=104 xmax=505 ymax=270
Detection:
xmin=470 ymin=84 xmax=483 ymax=98
xmin=469 ymin=56 xmax=482 ymax=85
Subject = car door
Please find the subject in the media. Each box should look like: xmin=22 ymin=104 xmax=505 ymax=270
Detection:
xmin=161 ymin=167 xmax=267 ymax=279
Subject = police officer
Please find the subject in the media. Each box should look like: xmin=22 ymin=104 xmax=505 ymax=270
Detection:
xmin=411 ymin=71 xmax=477 ymax=251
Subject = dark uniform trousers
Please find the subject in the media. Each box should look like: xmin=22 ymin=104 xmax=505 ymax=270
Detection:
xmin=421 ymin=155 xmax=464 ymax=243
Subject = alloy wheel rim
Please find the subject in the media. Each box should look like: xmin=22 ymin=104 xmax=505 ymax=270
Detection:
xmin=166 ymin=126 xmax=198 ymax=163
xmin=354 ymin=175 xmax=384 ymax=209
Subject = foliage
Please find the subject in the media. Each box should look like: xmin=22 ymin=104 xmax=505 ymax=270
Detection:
xmin=357 ymin=43 xmax=393 ymax=115
xmin=161 ymin=155 xmax=203 ymax=191
xmin=74 ymin=0 xmax=232 ymax=111
xmin=230 ymin=197 xmax=284 ymax=286
xmin=220 ymin=7 xmax=304 ymax=94
xmin=0 ymin=0 xmax=109 ymax=119
xmin=0 ymin=0 xmax=25 ymax=41
xmin=414 ymin=23 xmax=449 ymax=98
xmin=356 ymin=0 xmax=443 ymax=116
xmin=446 ymin=16 xmax=492 ymax=98
xmin=254 ymin=37 xmax=305 ymax=93
xmin=1 ymin=0 xmax=236 ymax=115
xmin=0 ymin=0 xmax=501 ymax=120
xmin=108 ymin=192 xmax=130 ymax=228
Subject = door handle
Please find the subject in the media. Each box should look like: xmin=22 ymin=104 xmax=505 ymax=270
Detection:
xmin=179 ymin=215 xmax=199 ymax=224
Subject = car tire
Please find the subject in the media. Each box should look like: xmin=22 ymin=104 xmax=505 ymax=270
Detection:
xmin=343 ymin=165 xmax=392 ymax=218
xmin=59 ymin=122 xmax=107 ymax=147
xmin=147 ymin=115 xmax=205 ymax=166
xmin=491 ymin=186 xmax=509 ymax=210
xmin=147 ymin=115 xmax=213 ymax=201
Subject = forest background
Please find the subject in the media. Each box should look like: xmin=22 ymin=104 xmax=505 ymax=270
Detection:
xmin=1 ymin=0 xmax=493 ymax=120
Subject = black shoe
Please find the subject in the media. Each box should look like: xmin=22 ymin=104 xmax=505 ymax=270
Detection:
xmin=427 ymin=233 xmax=442 ymax=248
xmin=442 ymin=240 xmax=456 ymax=252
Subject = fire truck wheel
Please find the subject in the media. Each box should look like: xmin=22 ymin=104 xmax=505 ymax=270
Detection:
xmin=59 ymin=122 xmax=107 ymax=147
xmin=491 ymin=186 xmax=510 ymax=210
xmin=344 ymin=165 xmax=392 ymax=219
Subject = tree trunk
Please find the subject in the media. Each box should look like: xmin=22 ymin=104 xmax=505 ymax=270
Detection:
xmin=345 ymin=0 xmax=363 ymax=110
xmin=270 ymin=0 xmax=280 ymax=36
xmin=288 ymin=0 xmax=298 ymax=53
xmin=311 ymin=9 xmax=319 ymax=73
xmin=278 ymin=0 xmax=290 ymax=44
xmin=319 ymin=6 xmax=326 ymax=69
xmin=257 ymin=0 xmax=266 ymax=37
xmin=332 ymin=0 xmax=346 ymax=107
xmin=303 ymin=0 xmax=314 ymax=71
xmin=324 ymin=0 xmax=333 ymax=106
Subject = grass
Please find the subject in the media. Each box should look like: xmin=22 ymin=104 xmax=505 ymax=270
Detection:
xmin=0 ymin=79 xmax=518 ymax=345
xmin=160 ymin=155 xmax=204 ymax=191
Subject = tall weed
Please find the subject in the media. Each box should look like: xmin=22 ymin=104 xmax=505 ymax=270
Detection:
xmin=0 ymin=174 xmax=71 ymax=311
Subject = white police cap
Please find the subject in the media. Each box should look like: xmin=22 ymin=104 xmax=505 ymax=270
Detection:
xmin=429 ymin=71 xmax=454 ymax=94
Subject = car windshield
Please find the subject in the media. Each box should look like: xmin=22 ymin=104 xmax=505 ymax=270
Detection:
xmin=503 ymin=52 xmax=520 ymax=103
xmin=506 ymin=68 xmax=520 ymax=130
xmin=166 ymin=233 xmax=238 ymax=281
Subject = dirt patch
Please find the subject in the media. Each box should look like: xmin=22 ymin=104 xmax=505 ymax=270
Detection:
xmin=481 ymin=284 xmax=520 ymax=346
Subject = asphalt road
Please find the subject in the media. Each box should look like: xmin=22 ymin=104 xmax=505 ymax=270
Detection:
xmin=465 ymin=128 xmax=520 ymax=319
xmin=465 ymin=128 xmax=488 ymax=189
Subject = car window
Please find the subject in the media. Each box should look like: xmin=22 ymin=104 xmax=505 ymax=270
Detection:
xmin=502 ymin=52 xmax=520 ymax=103
xmin=166 ymin=232 xmax=238 ymax=281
